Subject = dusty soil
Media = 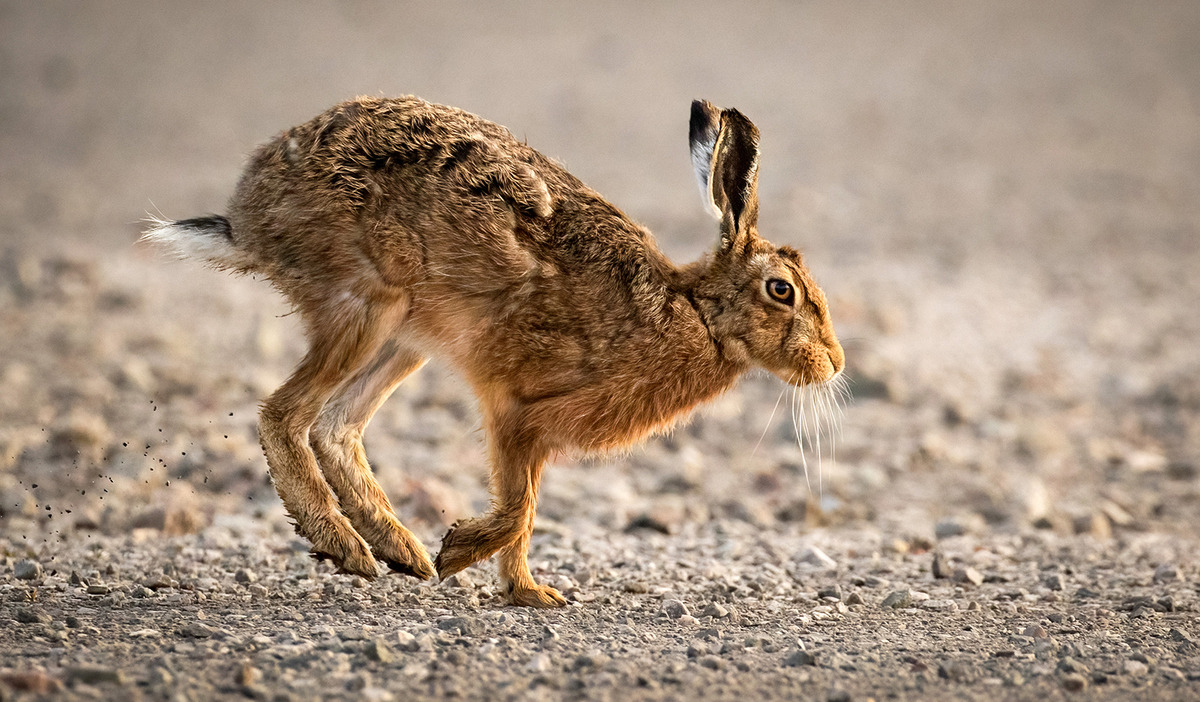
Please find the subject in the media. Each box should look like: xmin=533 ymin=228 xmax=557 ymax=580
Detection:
xmin=2 ymin=1 xmax=1199 ymax=700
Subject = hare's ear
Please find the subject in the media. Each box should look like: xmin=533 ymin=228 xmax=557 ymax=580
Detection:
xmin=689 ymin=100 xmax=761 ymax=252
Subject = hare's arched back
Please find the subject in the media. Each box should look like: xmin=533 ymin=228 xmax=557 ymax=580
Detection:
xmin=143 ymin=95 xmax=843 ymax=607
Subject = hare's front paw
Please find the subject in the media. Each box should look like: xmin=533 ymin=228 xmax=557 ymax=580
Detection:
xmin=507 ymin=583 xmax=567 ymax=608
xmin=434 ymin=517 xmax=506 ymax=579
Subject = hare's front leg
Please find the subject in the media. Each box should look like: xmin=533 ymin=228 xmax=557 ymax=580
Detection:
xmin=310 ymin=341 xmax=435 ymax=580
xmin=434 ymin=417 xmax=565 ymax=607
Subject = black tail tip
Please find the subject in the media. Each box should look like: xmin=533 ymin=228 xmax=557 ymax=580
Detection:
xmin=174 ymin=215 xmax=232 ymax=239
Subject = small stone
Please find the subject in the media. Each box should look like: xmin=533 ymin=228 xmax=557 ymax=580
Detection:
xmin=395 ymin=631 xmax=420 ymax=652
xmin=1061 ymin=673 xmax=1087 ymax=692
xmin=953 ymin=567 xmax=984 ymax=586
xmin=1022 ymin=624 xmax=1048 ymax=639
xmin=87 ymin=584 xmax=111 ymax=595
xmin=234 ymin=569 xmax=257 ymax=584
xmin=699 ymin=656 xmax=722 ymax=670
xmin=932 ymin=552 xmax=951 ymax=579
xmin=827 ymin=690 xmax=851 ymax=702
xmin=178 ymin=622 xmax=214 ymax=639
xmin=248 ymin=584 xmax=268 ymax=598
xmin=542 ymin=625 xmax=560 ymax=643
xmin=661 ymin=599 xmax=690 ymax=620
xmin=845 ymin=592 xmax=865 ymax=606
xmin=436 ymin=617 xmax=479 ymax=636
xmin=1057 ymin=657 xmax=1089 ymax=675
xmin=1166 ymin=461 xmax=1197 ymax=480
xmin=14 ymin=607 xmax=51 ymax=624
xmin=1043 ymin=573 xmax=1065 ymax=591
xmin=1153 ymin=564 xmax=1181 ymax=583
xmin=365 ymin=639 xmax=395 ymax=664
xmin=13 ymin=559 xmax=42 ymax=580
xmin=934 ymin=519 xmax=967 ymax=539
xmin=880 ymin=589 xmax=913 ymax=609
xmin=797 ymin=546 xmax=837 ymax=569
xmin=1168 ymin=628 xmax=1195 ymax=644
xmin=527 ymin=653 xmax=552 ymax=673
xmin=700 ymin=603 xmax=729 ymax=619
xmin=441 ymin=572 xmax=474 ymax=589
xmin=938 ymin=660 xmax=972 ymax=682
xmin=817 ymin=584 xmax=842 ymax=601
xmin=1123 ymin=660 xmax=1149 ymax=677
xmin=64 ymin=666 xmax=125 ymax=686
xmin=783 ymin=649 xmax=817 ymax=667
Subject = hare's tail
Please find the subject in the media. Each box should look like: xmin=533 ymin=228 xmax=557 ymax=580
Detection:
xmin=141 ymin=214 xmax=256 ymax=272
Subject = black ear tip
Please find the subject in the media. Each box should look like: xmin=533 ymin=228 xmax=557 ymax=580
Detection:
xmin=690 ymin=100 xmax=719 ymax=141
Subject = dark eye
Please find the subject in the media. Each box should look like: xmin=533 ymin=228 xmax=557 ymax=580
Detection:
xmin=766 ymin=279 xmax=795 ymax=305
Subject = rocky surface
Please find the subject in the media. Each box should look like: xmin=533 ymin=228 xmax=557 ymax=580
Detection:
xmin=2 ymin=1 xmax=1199 ymax=700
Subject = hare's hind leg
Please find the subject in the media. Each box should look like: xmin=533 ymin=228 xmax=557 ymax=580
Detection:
xmin=434 ymin=410 xmax=565 ymax=607
xmin=310 ymin=340 xmax=435 ymax=580
xmin=259 ymin=302 xmax=398 ymax=579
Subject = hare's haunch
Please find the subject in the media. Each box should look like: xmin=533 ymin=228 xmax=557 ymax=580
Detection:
xmin=144 ymin=96 xmax=844 ymax=607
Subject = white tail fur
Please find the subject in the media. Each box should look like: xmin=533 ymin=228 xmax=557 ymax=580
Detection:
xmin=140 ymin=214 xmax=251 ymax=271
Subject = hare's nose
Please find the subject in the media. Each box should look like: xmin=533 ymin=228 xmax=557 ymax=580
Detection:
xmin=827 ymin=344 xmax=845 ymax=375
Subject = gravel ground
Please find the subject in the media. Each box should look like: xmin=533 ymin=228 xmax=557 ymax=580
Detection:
xmin=2 ymin=2 xmax=1199 ymax=700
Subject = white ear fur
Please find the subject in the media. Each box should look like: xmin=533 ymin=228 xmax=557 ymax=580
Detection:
xmin=689 ymin=100 xmax=722 ymax=219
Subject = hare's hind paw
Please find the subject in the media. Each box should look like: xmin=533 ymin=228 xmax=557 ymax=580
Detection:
xmin=357 ymin=517 xmax=435 ymax=580
xmin=507 ymin=583 xmax=567 ymax=608
xmin=305 ymin=526 xmax=380 ymax=579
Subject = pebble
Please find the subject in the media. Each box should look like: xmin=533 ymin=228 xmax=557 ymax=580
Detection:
xmin=235 ymin=568 xmax=257 ymax=583
xmin=937 ymin=660 xmax=972 ymax=682
xmin=934 ymin=519 xmax=968 ymax=538
xmin=14 ymin=607 xmax=51 ymax=624
xmin=661 ymin=599 xmax=690 ymax=620
xmin=845 ymin=592 xmax=865 ymax=606
xmin=817 ymin=584 xmax=842 ymax=601
xmin=178 ymin=622 xmax=215 ymax=639
xmin=797 ymin=546 xmax=837 ymax=569
xmin=63 ymin=666 xmax=125 ymax=686
xmin=436 ymin=617 xmax=479 ymax=636
xmin=395 ymin=631 xmax=420 ymax=652
xmin=1153 ymin=563 xmax=1181 ymax=583
xmin=880 ymin=589 xmax=912 ymax=609
xmin=931 ymin=552 xmax=951 ymax=579
xmin=1043 ymin=573 xmax=1065 ymax=591
xmin=1123 ymin=660 xmax=1149 ymax=677
xmin=13 ymin=559 xmax=42 ymax=580
xmin=87 ymin=584 xmax=111 ymax=595
xmin=953 ymin=567 xmax=984 ymax=586
xmin=1060 ymin=673 xmax=1088 ymax=692
xmin=365 ymin=639 xmax=396 ymax=664
xmin=783 ymin=649 xmax=817 ymax=667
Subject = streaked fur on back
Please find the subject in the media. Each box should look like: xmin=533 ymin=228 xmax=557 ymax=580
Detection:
xmin=142 ymin=95 xmax=844 ymax=607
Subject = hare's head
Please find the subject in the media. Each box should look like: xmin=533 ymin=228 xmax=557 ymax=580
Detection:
xmin=688 ymin=100 xmax=844 ymax=386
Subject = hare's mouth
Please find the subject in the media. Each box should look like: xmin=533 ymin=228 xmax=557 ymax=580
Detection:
xmin=755 ymin=370 xmax=850 ymax=495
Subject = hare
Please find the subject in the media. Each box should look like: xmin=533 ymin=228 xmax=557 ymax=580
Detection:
xmin=143 ymin=96 xmax=843 ymax=607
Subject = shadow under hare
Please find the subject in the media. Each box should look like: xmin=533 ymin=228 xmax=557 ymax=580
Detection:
xmin=144 ymin=96 xmax=844 ymax=607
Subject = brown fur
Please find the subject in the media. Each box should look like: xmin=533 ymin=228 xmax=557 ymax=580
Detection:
xmin=144 ymin=95 xmax=843 ymax=607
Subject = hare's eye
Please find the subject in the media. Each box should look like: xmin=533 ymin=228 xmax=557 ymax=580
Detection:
xmin=766 ymin=279 xmax=795 ymax=305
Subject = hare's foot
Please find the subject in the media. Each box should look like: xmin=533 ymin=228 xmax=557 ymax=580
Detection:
xmin=506 ymin=582 xmax=567 ymax=608
xmin=359 ymin=514 xmax=434 ymax=580
xmin=434 ymin=517 xmax=513 ymax=579
xmin=302 ymin=518 xmax=380 ymax=579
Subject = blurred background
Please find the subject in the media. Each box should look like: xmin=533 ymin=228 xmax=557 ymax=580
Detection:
xmin=1 ymin=1 xmax=1198 ymax=553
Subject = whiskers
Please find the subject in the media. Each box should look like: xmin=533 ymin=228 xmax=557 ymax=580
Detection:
xmin=757 ymin=371 xmax=851 ymax=496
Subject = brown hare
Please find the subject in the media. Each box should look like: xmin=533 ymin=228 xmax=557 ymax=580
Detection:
xmin=143 ymin=96 xmax=844 ymax=607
